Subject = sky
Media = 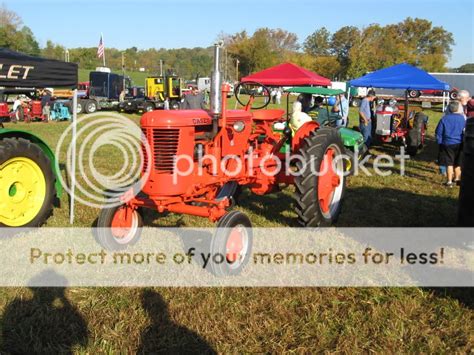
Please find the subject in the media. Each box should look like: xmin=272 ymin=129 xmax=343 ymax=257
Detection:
xmin=6 ymin=0 xmax=474 ymax=67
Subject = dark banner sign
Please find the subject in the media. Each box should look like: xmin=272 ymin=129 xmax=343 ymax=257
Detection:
xmin=0 ymin=48 xmax=78 ymax=88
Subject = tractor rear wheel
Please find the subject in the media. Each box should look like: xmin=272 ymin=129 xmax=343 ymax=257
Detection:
xmin=209 ymin=210 xmax=253 ymax=276
xmin=294 ymin=128 xmax=346 ymax=227
xmin=0 ymin=137 xmax=55 ymax=227
xmin=407 ymin=113 xmax=426 ymax=156
xmin=96 ymin=204 xmax=143 ymax=250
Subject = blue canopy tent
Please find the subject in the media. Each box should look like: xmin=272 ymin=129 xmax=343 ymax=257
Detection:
xmin=349 ymin=63 xmax=451 ymax=112
xmin=349 ymin=63 xmax=450 ymax=91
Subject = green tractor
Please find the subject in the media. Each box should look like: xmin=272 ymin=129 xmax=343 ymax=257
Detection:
xmin=0 ymin=127 xmax=62 ymax=227
xmin=285 ymin=87 xmax=367 ymax=172
xmin=0 ymin=47 xmax=77 ymax=227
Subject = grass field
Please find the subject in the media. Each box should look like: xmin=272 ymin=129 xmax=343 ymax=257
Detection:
xmin=0 ymin=102 xmax=472 ymax=353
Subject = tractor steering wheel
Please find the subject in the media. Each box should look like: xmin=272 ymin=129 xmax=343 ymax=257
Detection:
xmin=234 ymin=81 xmax=271 ymax=110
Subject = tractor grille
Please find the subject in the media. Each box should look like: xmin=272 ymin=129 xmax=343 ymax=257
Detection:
xmin=141 ymin=129 xmax=149 ymax=173
xmin=151 ymin=129 xmax=180 ymax=173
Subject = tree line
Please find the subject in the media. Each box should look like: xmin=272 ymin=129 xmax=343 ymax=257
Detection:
xmin=1 ymin=4 xmax=472 ymax=81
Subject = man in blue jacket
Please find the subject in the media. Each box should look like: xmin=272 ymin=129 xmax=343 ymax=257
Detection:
xmin=435 ymin=101 xmax=466 ymax=187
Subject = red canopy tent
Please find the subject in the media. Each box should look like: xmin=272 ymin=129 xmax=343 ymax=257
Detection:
xmin=241 ymin=62 xmax=331 ymax=86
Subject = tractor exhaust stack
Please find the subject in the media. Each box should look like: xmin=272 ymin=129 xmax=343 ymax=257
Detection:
xmin=210 ymin=42 xmax=223 ymax=135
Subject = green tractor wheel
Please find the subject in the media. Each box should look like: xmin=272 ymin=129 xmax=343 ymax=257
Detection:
xmin=0 ymin=137 xmax=55 ymax=227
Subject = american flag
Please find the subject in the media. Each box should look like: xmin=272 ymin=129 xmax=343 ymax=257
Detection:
xmin=97 ymin=34 xmax=105 ymax=58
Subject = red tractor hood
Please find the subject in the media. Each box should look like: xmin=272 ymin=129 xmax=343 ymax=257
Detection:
xmin=141 ymin=109 xmax=252 ymax=128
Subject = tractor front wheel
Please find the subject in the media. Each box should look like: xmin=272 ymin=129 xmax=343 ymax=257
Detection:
xmin=96 ymin=204 xmax=143 ymax=250
xmin=209 ymin=210 xmax=253 ymax=276
xmin=0 ymin=138 xmax=55 ymax=227
xmin=294 ymin=128 xmax=346 ymax=227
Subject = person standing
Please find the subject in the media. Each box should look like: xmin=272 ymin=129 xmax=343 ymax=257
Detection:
xmin=333 ymin=93 xmax=349 ymax=127
xmin=119 ymin=90 xmax=126 ymax=103
xmin=181 ymin=87 xmax=206 ymax=110
xmin=270 ymin=88 xmax=277 ymax=104
xmin=275 ymin=88 xmax=282 ymax=105
xmin=435 ymin=101 xmax=466 ymax=187
xmin=466 ymin=98 xmax=474 ymax=119
xmin=41 ymin=90 xmax=52 ymax=121
xmin=11 ymin=96 xmax=23 ymax=123
xmin=458 ymin=90 xmax=471 ymax=116
xmin=163 ymin=97 xmax=170 ymax=110
xmin=359 ymin=92 xmax=376 ymax=146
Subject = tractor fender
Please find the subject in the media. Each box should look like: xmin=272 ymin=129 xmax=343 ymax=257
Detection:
xmin=0 ymin=129 xmax=62 ymax=198
xmin=291 ymin=121 xmax=320 ymax=152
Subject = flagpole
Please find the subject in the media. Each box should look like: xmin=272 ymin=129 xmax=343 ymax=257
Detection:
xmin=102 ymin=33 xmax=106 ymax=67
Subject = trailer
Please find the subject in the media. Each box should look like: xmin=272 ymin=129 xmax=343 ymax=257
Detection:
xmin=406 ymin=73 xmax=474 ymax=99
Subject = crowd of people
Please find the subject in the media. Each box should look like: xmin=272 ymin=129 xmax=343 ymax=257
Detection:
xmin=435 ymin=90 xmax=472 ymax=187
xmin=355 ymin=88 xmax=472 ymax=188
xmin=5 ymin=89 xmax=52 ymax=123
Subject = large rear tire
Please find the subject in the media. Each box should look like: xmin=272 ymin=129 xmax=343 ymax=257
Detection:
xmin=407 ymin=112 xmax=427 ymax=156
xmin=96 ymin=204 xmax=143 ymax=250
xmin=209 ymin=210 xmax=253 ymax=276
xmin=0 ymin=137 xmax=55 ymax=227
xmin=294 ymin=128 xmax=346 ymax=227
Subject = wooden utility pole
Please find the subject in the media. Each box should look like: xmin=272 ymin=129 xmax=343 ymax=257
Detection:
xmin=235 ymin=59 xmax=240 ymax=82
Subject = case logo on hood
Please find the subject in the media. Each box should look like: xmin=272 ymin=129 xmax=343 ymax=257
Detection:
xmin=0 ymin=64 xmax=35 ymax=80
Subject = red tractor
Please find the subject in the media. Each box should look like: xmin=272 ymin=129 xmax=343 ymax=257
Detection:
xmin=97 ymin=44 xmax=347 ymax=275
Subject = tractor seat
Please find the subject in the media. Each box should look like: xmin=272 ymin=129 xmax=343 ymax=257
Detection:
xmin=252 ymin=109 xmax=285 ymax=121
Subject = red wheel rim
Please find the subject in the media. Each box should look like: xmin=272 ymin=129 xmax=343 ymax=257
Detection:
xmin=318 ymin=148 xmax=341 ymax=214
xmin=110 ymin=206 xmax=134 ymax=239
xmin=226 ymin=227 xmax=244 ymax=263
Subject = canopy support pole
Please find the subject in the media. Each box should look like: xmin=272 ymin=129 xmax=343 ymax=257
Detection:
xmin=69 ymin=89 xmax=77 ymax=225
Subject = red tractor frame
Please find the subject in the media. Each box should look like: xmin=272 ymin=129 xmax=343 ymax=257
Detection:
xmin=97 ymin=45 xmax=347 ymax=275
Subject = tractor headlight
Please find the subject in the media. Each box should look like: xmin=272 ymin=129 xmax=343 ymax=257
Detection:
xmin=233 ymin=121 xmax=245 ymax=132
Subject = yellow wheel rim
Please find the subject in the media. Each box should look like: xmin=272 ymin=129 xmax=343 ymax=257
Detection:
xmin=0 ymin=157 xmax=47 ymax=227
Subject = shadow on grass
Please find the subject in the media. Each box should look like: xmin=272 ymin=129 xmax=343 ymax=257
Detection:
xmin=1 ymin=270 xmax=89 ymax=354
xmin=238 ymin=189 xmax=297 ymax=226
xmin=339 ymin=187 xmax=458 ymax=227
xmin=138 ymin=289 xmax=217 ymax=354
xmin=427 ymin=287 xmax=474 ymax=310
